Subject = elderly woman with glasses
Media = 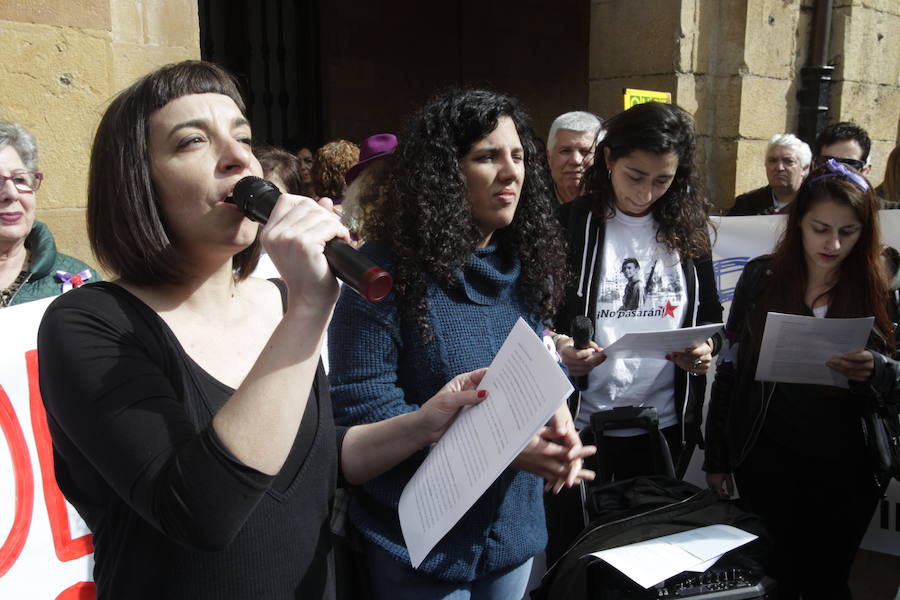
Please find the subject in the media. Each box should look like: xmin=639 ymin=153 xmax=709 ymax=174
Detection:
xmin=705 ymin=159 xmax=900 ymax=598
xmin=0 ymin=121 xmax=100 ymax=307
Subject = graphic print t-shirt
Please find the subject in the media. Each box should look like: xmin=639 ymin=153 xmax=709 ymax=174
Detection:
xmin=577 ymin=209 xmax=687 ymax=433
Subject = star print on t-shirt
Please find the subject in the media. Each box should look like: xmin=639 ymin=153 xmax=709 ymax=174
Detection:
xmin=660 ymin=300 xmax=679 ymax=318
xmin=575 ymin=208 xmax=688 ymax=432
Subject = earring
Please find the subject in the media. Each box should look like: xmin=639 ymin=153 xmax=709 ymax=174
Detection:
xmin=607 ymin=169 xmax=612 ymax=180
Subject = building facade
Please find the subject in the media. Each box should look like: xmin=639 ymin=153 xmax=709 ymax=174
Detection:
xmin=1 ymin=0 xmax=898 ymax=266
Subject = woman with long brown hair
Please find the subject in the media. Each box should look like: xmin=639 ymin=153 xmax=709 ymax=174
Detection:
xmin=876 ymin=144 xmax=900 ymax=208
xmin=704 ymin=159 xmax=899 ymax=598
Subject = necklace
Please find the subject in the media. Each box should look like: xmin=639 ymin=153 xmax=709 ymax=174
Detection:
xmin=0 ymin=270 xmax=29 ymax=307
xmin=0 ymin=249 xmax=31 ymax=308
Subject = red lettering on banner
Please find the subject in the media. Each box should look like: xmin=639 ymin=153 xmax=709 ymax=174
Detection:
xmin=56 ymin=581 xmax=96 ymax=600
xmin=0 ymin=384 xmax=35 ymax=577
xmin=26 ymin=350 xmax=94 ymax=561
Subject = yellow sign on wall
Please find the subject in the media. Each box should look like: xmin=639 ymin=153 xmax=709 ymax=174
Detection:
xmin=624 ymin=88 xmax=672 ymax=109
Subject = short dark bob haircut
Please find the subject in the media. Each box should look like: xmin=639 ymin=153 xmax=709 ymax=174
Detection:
xmin=88 ymin=60 xmax=260 ymax=285
xmin=582 ymin=101 xmax=713 ymax=259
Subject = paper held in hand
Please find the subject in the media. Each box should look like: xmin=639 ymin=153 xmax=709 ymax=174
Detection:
xmin=755 ymin=312 xmax=873 ymax=388
xmin=399 ymin=317 xmax=574 ymax=569
xmin=600 ymin=323 xmax=723 ymax=359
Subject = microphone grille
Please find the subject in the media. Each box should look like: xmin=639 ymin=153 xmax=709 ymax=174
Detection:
xmin=231 ymin=176 xmax=273 ymax=209
xmin=571 ymin=315 xmax=594 ymax=347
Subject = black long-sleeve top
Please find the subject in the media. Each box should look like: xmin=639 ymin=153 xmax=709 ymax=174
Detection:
xmin=38 ymin=281 xmax=344 ymax=599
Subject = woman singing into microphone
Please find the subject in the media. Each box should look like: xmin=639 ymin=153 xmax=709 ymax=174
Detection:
xmin=38 ymin=60 xmax=493 ymax=599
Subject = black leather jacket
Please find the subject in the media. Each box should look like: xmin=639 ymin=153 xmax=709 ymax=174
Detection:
xmin=703 ymin=255 xmax=900 ymax=474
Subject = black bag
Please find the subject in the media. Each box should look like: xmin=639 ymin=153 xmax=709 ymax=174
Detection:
xmin=544 ymin=406 xmax=677 ymax=566
xmin=860 ymin=392 xmax=900 ymax=487
xmin=533 ymin=477 xmax=774 ymax=600
xmin=582 ymin=406 xmax=675 ymax=487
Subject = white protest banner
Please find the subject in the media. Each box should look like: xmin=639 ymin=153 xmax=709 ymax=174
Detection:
xmin=0 ymin=298 xmax=94 ymax=599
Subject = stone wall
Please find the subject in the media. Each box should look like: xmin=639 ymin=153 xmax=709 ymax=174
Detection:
xmin=830 ymin=0 xmax=900 ymax=180
xmin=589 ymin=0 xmax=899 ymax=212
xmin=3 ymin=0 xmax=897 ymax=259
xmin=0 ymin=1 xmax=199 ymax=272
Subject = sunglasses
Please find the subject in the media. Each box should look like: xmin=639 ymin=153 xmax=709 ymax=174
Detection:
xmin=808 ymin=158 xmax=871 ymax=192
xmin=813 ymin=154 xmax=866 ymax=171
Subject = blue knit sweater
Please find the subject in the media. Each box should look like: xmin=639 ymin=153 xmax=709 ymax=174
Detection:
xmin=328 ymin=240 xmax=547 ymax=583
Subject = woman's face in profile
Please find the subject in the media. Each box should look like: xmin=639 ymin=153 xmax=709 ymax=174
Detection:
xmin=459 ymin=116 xmax=524 ymax=247
xmin=605 ymin=148 xmax=678 ymax=217
xmin=148 ymin=92 xmax=263 ymax=254
xmin=0 ymin=145 xmax=36 ymax=249
xmin=297 ymin=148 xmax=313 ymax=184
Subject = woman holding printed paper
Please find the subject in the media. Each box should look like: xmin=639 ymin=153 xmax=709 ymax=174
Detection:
xmin=552 ymin=101 xmax=723 ymax=476
xmin=328 ymin=89 xmax=595 ymax=599
xmin=37 ymin=61 xmax=498 ymax=599
xmin=704 ymin=160 xmax=899 ymax=598
xmin=547 ymin=102 xmax=722 ymax=564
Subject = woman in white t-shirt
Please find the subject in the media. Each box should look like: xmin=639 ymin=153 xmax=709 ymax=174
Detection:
xmin=546 ymin=102 xmax=723 ymax=559
xmin=554 ymin=101 xmax=722 ymax=473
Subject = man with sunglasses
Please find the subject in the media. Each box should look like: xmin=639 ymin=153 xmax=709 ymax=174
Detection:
xmin=813 ymin=121 xmax=872 ymax=176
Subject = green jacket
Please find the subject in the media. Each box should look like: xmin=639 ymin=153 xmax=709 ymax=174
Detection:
xmin=7 ymin=221 xmax=102 ymax=307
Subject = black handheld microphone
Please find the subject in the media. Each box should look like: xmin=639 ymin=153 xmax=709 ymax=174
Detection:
xmin=227 ymin=176 xmax=393 ymax=303
xmin=571 ymin=315 xmax=594 ymax=389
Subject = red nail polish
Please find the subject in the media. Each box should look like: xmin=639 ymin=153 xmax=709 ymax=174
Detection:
xmin=477 ymin=390 xmax=487 ymax=399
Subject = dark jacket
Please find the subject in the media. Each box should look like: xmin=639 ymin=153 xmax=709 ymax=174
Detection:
xmin=555 ymin=196 xmax=723 ymax=472
xmin=533 ymin=477 xmax=773 ymax=600
xmin=7 ymin=221 xmax=100 ymax=307
xmin=703 ymin=255 xmax=900 ymax=474
xmin=727 ymin=185 xmax=779 ymax=216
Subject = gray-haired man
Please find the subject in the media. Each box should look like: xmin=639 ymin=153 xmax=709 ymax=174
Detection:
xmin=547 ymin=111 xmax=602 ymax=203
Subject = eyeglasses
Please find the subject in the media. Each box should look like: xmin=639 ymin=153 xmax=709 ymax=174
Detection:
xmin=808 ymin=158 xmax=871 ymax=192
xmin=813 ymin=154 xmax=866 ymax=172
xmin=0 ymin=170 xmax=43 ymax=193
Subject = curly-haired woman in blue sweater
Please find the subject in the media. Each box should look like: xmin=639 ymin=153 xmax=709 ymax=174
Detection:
xmin=328 ymin=89 xmax=595 ymax=599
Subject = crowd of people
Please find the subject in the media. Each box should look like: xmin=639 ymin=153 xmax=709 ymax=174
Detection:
xmin=2 ymin=58 xmax=899 ymax=599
